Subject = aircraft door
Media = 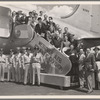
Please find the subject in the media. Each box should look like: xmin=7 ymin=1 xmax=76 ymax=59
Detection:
xmin=12 ymin=24 xmax=34 ymax=47
xmin=0 ymin=6 xmax=12 ymax=38
xmin=0 ymin=6 xmax=13 ymax=53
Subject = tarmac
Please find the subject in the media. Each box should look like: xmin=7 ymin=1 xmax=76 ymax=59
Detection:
xmin=0 ymin=82 xmax=100 ymax=95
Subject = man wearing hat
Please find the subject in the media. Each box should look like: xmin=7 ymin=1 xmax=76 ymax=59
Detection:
xmin=21 ymin=47 xmax=31 ymax=85
xmin=20 ymin=47 xmax=27 ymax=84
xmin=31 ymin=46 xmax=43 ymax=86
xmin=0 ymin=48 xmax=7 ymax=82
xmin=15 ymin=47 xmax=21 ymax=83
xmin=7 ymin=49 xmax=15 ymax=82
xmin=93 ymin=46 xmax=100 ymax=89
xmin=26 ymin=47 xmax=33 ymax=84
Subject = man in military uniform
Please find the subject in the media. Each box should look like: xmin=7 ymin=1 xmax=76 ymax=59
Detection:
xmin=21 ymin=47 xmax=30 ymax=85
xmin=15 ymin=47 xmax=21 ymax=83
xmin=31 ymin=46 xmax=43 ymax=86
xmin=26 ymin=47 xmax=33 ymax=84
xmin=0 ymin=48 xmax=7 ymax=82
xmin=84 ymin=48 xmax=96 ymax=93
xmin=7 ymin=49 xmax=15 ymax=82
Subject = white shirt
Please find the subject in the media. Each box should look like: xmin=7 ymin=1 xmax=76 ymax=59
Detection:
xmin=15 ymin=53 xmax=21 ymax=62
xmin=0 ymin=54 xmax=7 ymax=63
xmin=8 ymin=55 xmax=15 ymax=64
xmin=31 ymin=52 xmax=43 ymax=63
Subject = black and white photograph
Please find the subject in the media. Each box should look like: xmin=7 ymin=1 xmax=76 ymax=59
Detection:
xmin=0 ymin=1 xmax=100 ymax=96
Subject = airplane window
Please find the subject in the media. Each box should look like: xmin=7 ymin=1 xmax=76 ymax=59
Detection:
xmin=0 ymin=17 xmax=10 ymax=38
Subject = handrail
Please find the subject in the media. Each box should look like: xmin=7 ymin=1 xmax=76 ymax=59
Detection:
xmin=61 ymin=5 xmax=80 ymax=19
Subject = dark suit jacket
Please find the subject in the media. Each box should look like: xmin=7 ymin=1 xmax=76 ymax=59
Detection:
xmin=35 ymin=23 xmax=46 ymax=35
xmin=94 ymin=52 xmax=100 ymax=61
xmin=84 ymin=53 xmax=96 ymax=71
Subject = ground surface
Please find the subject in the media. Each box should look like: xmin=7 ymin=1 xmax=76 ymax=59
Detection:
xmin=0 ymin=82 xmax=100 ymax=95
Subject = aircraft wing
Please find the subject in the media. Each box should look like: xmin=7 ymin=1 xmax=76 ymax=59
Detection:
xmin=78 ymin=38 xmax=100 ymax=49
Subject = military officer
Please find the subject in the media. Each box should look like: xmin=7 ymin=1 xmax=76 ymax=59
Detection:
xmin=26 ymin=47 xmax=33 ymax=84
xmin=15 ymin=47 xmax=21 ymax=83
xmin=7 ymin=49 xmax=15 ymax=82
xmin=21 ymin=47 xmax=30 ymax=85
xmin=84 ymin=48 xmax=96 ymax=93
xmin=31 ymin=47 xmax=43 ymax=86
xmin=0 ymin=48 xmax=7 ymax=82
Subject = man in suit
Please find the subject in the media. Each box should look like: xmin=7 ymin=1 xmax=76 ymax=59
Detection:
xmin=48 ymin=17 xmax=56 ymax=33
xmin=35 ymin=17 xmax=47 ymax=39
xmin=68 ymin=44 xmax=79 ymax=76
xmin=26 ymin=12 xmax=33 ymax=24
xmin=63 ymin=27 xmax=73 ymax=42
xmin=84 ymin=48 xmax=96 ymax=93
xmin=78 ymin=49 xmax=85 ymax=88
xmin=93 ymin=46 xmax=100 ymax=89
xmin=94 ymin=46 xmax=100 ymax=61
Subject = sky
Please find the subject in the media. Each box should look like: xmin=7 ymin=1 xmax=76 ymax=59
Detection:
xmin=0 ymin=4 xmax=74 ymax=18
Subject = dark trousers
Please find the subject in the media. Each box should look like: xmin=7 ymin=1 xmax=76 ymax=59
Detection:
xmin=68 ymin=62 xmax=79 ymax=75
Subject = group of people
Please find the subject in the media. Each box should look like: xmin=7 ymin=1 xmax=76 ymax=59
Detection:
xmin=12 ymin=10 xmax=77 ymax=53
xmin=71 ymin=46 xmax=100 ymax=93
xmin=0 ymin=45 xmax=100 ymax=94
xmin=0 ymin=46 xmax=43 ymax=86
xmin=0 ymin=9 xmax=98 ymax=94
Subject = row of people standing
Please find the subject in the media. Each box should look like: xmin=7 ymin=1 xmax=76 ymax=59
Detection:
xmin=0 ymin=47 xmax=43 ymax=86
xmin=69 ymin=46 xmax=100 ymax=93
xmin=78 ymin=48 xmax=95 ymax=93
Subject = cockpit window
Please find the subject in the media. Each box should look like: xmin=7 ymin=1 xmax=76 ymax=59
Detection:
xmin=0 ymin=28 xmax=10 ymax=37
xmin=0 ymin=17 xmax=10 ymax=38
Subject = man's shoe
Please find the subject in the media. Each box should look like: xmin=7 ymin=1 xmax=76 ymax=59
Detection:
xmin=87 ymin=89 xmax=93 ymax=93
xmin=80 ymin=86 xmax=84 ymax=89
xmin=23 ymin=83 xmax=27 ymax=85
xmin=32 ymin=84 xmax=35 ymax=86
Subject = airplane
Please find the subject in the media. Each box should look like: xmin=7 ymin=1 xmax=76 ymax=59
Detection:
xmin=0 ymin=6 xmax=71 ymax=76
xmin=0 ymin=5 xmax=100 ymax=88
xmin=60 ymin=5 xmax=100 ymax=49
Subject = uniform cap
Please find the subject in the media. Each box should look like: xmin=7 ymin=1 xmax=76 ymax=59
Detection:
xmin=16 ymin=47 xmax=21 ymax=50
xmin=0 ymin=48 xmax=3 ymax=51
xmin=34 ymin=46 xmax=39 ymax=50
xmin=27 ymin=47 xmax=31 ymax=50
xmin=22 ymin=47 xmax=27 ymax=50
xmin=93 ymin=46 xmax=100 ymax=50
xmin=10 ymin=49 xmax=14 ymax=53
